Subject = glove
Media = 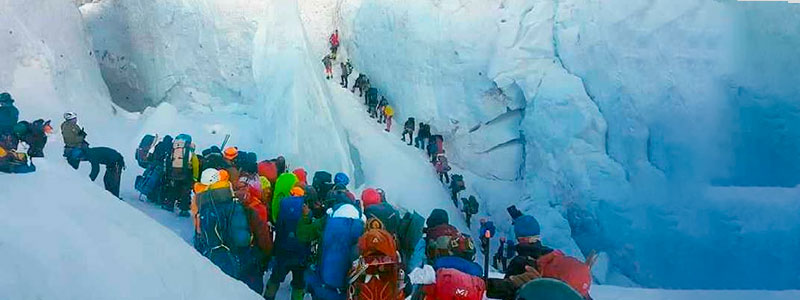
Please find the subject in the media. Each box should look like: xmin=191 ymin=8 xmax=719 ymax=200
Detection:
xmin=408 ymin=265 xmax=436 ymax=285
xmin=509 ymin=266 xmax=541 ymax=288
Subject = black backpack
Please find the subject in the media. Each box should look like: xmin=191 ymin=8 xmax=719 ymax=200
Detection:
xmin=135 ymin=134 xmax=157 ymax=169
xmin=313 ymin=171 xmax=334 ymax=198
xmin=467 ymin=196 xmax=479 ymax=214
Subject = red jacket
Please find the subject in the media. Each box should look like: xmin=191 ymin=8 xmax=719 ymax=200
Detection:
xmin=330 ymin=33 xmax=339 ymax=47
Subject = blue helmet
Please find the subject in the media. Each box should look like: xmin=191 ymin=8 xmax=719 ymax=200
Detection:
xmin=334 ymin=172 xmax=350 ymax=186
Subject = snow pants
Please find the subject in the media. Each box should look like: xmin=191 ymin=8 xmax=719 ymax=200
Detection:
xmin=385 ymin=116 xmax=393 ymax=132
xmin=438 ymin=171 xmax=450 ymax=184
xmin=306 ymin=269 xmax=346 ymax=300
xmin=269 ymin=258 xmax=306 ymax=289
xmin=341 ymin=74 xmax=349 ymax=88
xmin=164 ymin=179 xmax=192 ymax=211
xmin=415 ymin=135 xmax=427 ymax=149
xmin=402 ymin=130 xmax=413 ymax=143
xmin=103 ymin=163 xmax=122 ymax=198
xmin=238 ymin=247 xmax=268 ymax=294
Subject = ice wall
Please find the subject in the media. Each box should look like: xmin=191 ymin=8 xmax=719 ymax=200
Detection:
xmin=78 ymin=0 xmax=354 ymax=174
xmin=0 ymin=0 xmax=115 ymax=126
xmin=252 ymin=0 xmax=353 ymax=173
xmin=339 ymin=0 xmax=800 ymax=289
xmin=79 ymin=0 xmax=266 ymax=111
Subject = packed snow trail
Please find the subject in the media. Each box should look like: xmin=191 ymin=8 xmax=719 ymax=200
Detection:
xmin=324 ymin=76 xmax=467 ymax=230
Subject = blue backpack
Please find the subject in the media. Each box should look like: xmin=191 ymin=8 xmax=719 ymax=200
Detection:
xmin=274 ymin=196 xmax=310 ymax=262
xmin=230 ymin=201 xmax=252 ymax=249
xmin=319 ymin=204 xmax=365 ymax=289
xmin=134 ymin=165 xmax=163 ymax=200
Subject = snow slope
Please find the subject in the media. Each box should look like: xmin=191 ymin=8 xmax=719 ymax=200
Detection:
xmin=0 ymin=160 xmax=262 ymax=300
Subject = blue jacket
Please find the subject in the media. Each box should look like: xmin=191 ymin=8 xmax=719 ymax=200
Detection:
xmin=319 ymin=215 xmax=364 ymax=288
xmin=433 ymin=256 xmax=483 ymax=277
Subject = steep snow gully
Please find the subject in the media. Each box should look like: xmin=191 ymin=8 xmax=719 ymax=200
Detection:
xmin=1 ymin=0 xmax=799 ymax=297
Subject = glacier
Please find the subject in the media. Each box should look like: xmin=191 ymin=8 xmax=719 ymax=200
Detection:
xmin=339 ymin=0 xmax=800 ymax=289
xmin=0 ymin=0 xmax=798 ymax=296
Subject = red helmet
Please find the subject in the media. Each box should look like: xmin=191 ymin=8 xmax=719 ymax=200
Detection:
xmin=361 ymin=188 xmax=382 ymax=208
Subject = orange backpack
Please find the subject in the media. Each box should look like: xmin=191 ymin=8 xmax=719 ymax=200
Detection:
xmin=348 ymin=218 xmax=404 ymax=300
xmin=536 ymin=250 xmax=593 ymax=298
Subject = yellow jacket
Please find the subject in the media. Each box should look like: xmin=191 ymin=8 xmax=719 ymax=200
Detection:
xmin=384 ymin=105 xmax=394 ymax=117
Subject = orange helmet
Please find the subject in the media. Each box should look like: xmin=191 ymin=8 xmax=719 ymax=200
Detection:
xmin=223 ymin=147 xmax=239 ymax=160
xmin=290 ymin=186 xmax=305 ymax=197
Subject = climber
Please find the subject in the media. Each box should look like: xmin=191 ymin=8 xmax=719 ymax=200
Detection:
xmin=329 ymin=30 xmax=340 ymax=57
xmin=352 ymin=189 xmax=406 ymax=300
xmin=162 ymin=134 xmax=198 ymax=217
xmin=362 ymin=188 xmax=401 ymax=233
xmin=0 ymin=92 xmax=20 ymax=150
xmin=322 ymin=54 xmax=334 ymax=80
xmin=366 ymin=87 xmax=379 ymax=118
xmin=461 ymin=195 xmax=479 ymax=228
xmin=401 ymin=117 xmax=415 ymax=145
xmin=265 ymin=187 xmax=310 ymax=300
xmin=434 ymin=153 xmax=451 ymax=184
xmin=222 ymin=146 xmax=242 ymax=182
xmin=493 ymin=237 xmax=509 ymax=272
xmin=304 ymin=201 xmax=365 ymax=300
xmin=384 ymin=104 xmax=394 ymax=132
xmin=85 ymin=146 xmax=125 ymax=198
xmin=422 ymin=208 xmax=460 ymax=263
xmin=327 ymin=172 xmax=356 ymax=205
xmin=233 ymin=164 xmax=272 ymax=293
xmin=13 ymin=119 xmax=52 ymax=158
xmin=362 ymin=80 xmax=372 ymax=105
xmin=192 ymin=168 xmax=241 ymax=277
xmin=486 ymin=212 xmax=595 ymax=300
xmin=449 ymin=174 xmax=465 ymax=206
xmin=426 ymin=139 xmax=438 ymax=163
xmin=377 ymin=96 xmax=389 ymax=124
xmin=61 ymin=112 xmax=89 ymax=169
xmin=415 ymin=122 xmax=431 ymax=150
xmin=352 ymin=74 xmax=368 ymax=97
xmin=340 ymin=59 xmax=353 ymax=88
xmin=0 ymin=144 xmax=35 ymax=174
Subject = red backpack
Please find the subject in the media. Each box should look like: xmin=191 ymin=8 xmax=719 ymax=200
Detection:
xmin=422 ymin=268 xmax=485 ymax=300
xmin=239 ymin=187 xmax=273 ymax=256
xmin=348 ymin=218 xmax=404 ymax=300
xmin=536 ymin=250 xmax=592 ymax=298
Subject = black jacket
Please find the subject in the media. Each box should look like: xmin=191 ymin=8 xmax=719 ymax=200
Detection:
xmin=86 ymin=147 xmax=125 ymax=181
xmin=418 ymin=124 xmax=431 ymax=138
xmin=404 ymin=119 xmax=415 ymax=131
xmin=486 ymin=242 xmax=554 ymax=300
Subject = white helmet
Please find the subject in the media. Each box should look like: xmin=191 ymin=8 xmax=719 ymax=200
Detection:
xmin=331 ymin=203 xmax=361 ymax=220
xmin=200 ymin=168 xmax=221 ymax=185
xmin=63 ymin=112 xmax=77 ymax=121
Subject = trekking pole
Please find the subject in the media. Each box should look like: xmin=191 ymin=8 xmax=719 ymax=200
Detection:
xmin=220 ymin=134 xmax=231 ymax=149
xmin=482 ymin=229 xmax=491 ymax=280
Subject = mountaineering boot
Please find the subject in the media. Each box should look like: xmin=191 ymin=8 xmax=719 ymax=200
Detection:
xmin=264 ymin=282 xmax=280 ymax=300
xmin=291 ymin=288 xmax=305 ymax=300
